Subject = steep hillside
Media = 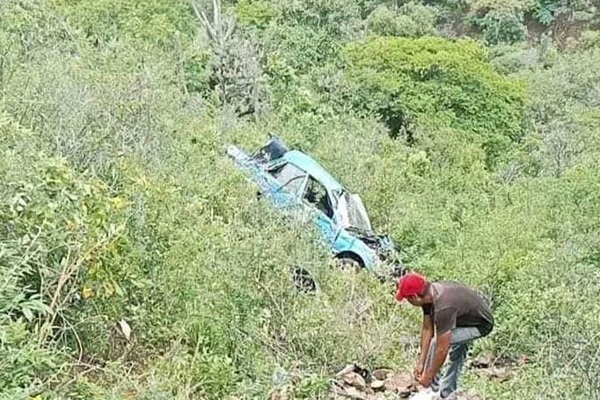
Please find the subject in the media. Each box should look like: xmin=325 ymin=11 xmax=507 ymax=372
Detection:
xmin=1 ymin=0 xmax=599 ymax=399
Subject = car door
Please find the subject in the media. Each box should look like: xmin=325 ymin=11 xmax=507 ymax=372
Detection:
xmin=267 ymin=162 xmax=308 ymax=210
xmin=301 ymin=177 xmax=339 ymax=245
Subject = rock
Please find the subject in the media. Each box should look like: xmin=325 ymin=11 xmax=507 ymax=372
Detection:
xmin=330 ymin=380 xmax=347 ymax=397
xmin=117 ymin=319 xmax=132 ymax=341
xmin=489 ymin=366 xmax=512 ymax=382
xmin=336 ymin=364 xmax=359 ymax=378
xmin=269 ymin=390 xmax=289 ymax=400
xmin=339 ymin=386 xmax=368 ymax=400
xmin=371 ymin=379 xmax=385 ymax=391
xmin=372 ymin=368 xmax=393 ymax=381
xmin=383 ymin=371 xmax=414 ymax=396
xmin=343 ymin=372 xmax=367 ymax=390
xmin=473 ymin=365 xmax=513 ymax=383
xmin=471 ymin=353 xmax=494 ymax=368
xmin=366 ymin=393 xmax=387 ymax=400
xmin=410 ymin=390 xmax=439 ymax=400
xmin=272 ymin=367 xmax=290 ymax=386
xmin=336 ymin=363 xmax=372 ymax=382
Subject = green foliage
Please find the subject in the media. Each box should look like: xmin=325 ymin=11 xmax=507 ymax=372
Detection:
xmin=0 ymin=115 xmax=139 ymax=395
xmin=522 ymin=48 xmax=600 ymax=176
xmin=344 ymin=36 xmax=528 ymax=165
xmin=274 ymin=0 xmax=362 ymax=37
xmin=578 ymin=29 xmax=600 ymax=50
xmin=182 ymin=50 xmax=213 ymax=94
xmin=55 ymin=0 xmax=195 ymax=45
xmin=258 ymin=0 xmax=363 ymax=114
xmin=534 ymin=0 xmax=558 ymax=25
xmin=366 ymin=2 xmax=438 ymax=38
xmin=1 ymin=0 xmax=599 ymax=399
xmin=235 ymin=0 xmax=279 ymax=29
xmin=0 ymin=319 xmax=58 ymax=397
xmin=476 ymin=9 xmax=528 ymax=44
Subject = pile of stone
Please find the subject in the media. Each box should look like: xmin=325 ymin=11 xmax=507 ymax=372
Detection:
xmin=266 ymin=353 xmax=521 ymax=400
xmin=329 ymin=364 xmax=416 ymax=400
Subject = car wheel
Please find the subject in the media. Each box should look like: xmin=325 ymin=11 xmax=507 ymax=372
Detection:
xmin=335 ymin=256 xmax=363 ymax=273
xmin=292 ymin=266 xmax=318 ymax=293
xmin=391 ymin=262 xmax=408 ymax=278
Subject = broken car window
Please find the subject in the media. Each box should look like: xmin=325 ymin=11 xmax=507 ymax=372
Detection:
xmin=338 ymin=192 xmax=372 ymax=232
xmin=270 ymin=163 xmax=307 ymax=196
xmin=304 ymin=177 xmax=334 ymax=218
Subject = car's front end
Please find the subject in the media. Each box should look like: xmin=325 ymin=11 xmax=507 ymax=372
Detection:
xmin=334 ymin=191 xmax=406 ymax=278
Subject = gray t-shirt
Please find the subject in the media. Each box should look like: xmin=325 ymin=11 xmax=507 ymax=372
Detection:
xmin=422 ymin=281 xmax=494 ymax=336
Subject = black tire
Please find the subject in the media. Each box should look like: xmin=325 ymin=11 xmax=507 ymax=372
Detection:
xmin=292 ymin=266 xmax=318 ymax=292
xmin=335 ymin=254 xmax=364 ymax=272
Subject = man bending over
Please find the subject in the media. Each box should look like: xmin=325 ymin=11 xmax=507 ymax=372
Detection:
xmin=395 ymin=272 xmax=494 ymax=399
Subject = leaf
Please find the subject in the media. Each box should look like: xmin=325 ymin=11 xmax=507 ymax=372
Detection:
xmin=24 ymin=298 xmax=51 ymax=315
xmin=82 ymin=287 xmax=94 ymax=299
xmin=21 ymin=307 xmax=33 ymax=321
xmin=111 ymin=279 xmax=124 ymax=296
xmin=109 ymin=197 xmax=126 ymax=209
xmin=118 ymin=319 xmax=132 ymax=341
xmin=103 ymin=281 xmax=115 ymax=296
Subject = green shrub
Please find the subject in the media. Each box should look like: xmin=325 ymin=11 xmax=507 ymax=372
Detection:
xmin=344 ymin=36 xmax=528 ymax=166
xmin=235 ymin=0 xmax=279 ymax=29
xmin=489 ymin=44 xmax=541 ymax=73
xmin=273 ymin=0 xmax=361 ymax=37
xmin=366 ymin=2 xmax=438 ymax=38
xmin=578 ymin=29 xmax=600 ymax=50
xmin=0 ymin=115 xmax=141 ymax=395
xmin=524 ymin=48 xmax=600 ymax=176
xmin=476 ymin=9 xmax=528 ymax=45
xmin=55 ymin=0 xmax=195 ymax=45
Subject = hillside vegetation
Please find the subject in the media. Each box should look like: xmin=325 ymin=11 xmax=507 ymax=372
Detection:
xmin=1 ymin=0 xmax=599 ymax=399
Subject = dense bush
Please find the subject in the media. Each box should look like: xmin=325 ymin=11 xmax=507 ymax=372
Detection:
xmin=0 ymin=115 xmax=137 ymax=396
xmin=235 ymin=0 xmax=279 ymax=29
xmin=524 ymin=48 xmax=600 ymax=176
xmin=366 ymin=2 xmax=438 ymax=38
xmin=476 ymin=9 xmax=528 ymax=45
xmin=55 ymin=0 xmax=195 ymax=45
xmin=343 ymin=36 xmax=528 ymax=166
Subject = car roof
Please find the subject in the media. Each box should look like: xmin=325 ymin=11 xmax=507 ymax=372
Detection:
xmin=282 ymin=150 xmax=343 ymax=192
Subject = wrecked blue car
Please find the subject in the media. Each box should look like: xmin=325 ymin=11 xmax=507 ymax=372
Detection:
xmin=226 ymin=135 xmax=405 ymax=278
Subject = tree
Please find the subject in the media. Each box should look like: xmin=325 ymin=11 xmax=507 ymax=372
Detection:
xmin=344 ymin=36 xmax=527 ymax=166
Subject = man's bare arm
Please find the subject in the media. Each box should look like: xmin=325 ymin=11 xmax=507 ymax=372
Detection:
xmin=423 ymin=330 xmax=451 ymax=379
xmin=415 ymin=314 xmax=434 ymax=376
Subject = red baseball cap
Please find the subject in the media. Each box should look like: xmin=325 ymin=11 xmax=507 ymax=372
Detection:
xmin=396 ymin=272 xmax=427 ymax=302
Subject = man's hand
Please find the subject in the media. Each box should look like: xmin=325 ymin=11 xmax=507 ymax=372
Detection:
xmin=419 ymin=330 xmax=451 ymax=389
xmin=418 ymin=372 xmax=434 ymax=388
xmin=413 ymin=361 xmax=424 ymax=379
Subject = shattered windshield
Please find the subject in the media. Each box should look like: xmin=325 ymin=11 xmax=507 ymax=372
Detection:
xmin=337 ymin=191 xmax=372 ymax=232
xmin=270 ymin=163 xmax=307 ymax=195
